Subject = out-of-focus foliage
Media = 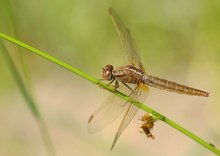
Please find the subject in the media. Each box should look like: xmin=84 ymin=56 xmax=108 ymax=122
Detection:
xmin=0 ymin=0 xmax=219 ymax=156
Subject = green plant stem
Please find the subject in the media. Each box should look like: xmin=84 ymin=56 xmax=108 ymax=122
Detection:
xmin=0 ymin=32 xmax=219 ymax=155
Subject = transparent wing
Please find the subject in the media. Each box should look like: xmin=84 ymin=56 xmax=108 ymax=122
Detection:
xmin=109 ymin=8 xmax=144 ymax=71
xmin=88 ymin=84 xmax=131 ymax=133
xmin=111 ymin=83 xmax=149 ymax=150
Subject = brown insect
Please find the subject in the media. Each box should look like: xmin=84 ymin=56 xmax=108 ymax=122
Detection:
xmin=88 ymin=8 xmax=209 ymax=150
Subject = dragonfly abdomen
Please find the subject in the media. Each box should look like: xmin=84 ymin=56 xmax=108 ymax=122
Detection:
xmin=143 ymin=75 xmax=209 ymax=97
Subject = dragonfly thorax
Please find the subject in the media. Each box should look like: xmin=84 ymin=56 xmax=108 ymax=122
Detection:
xmin=102 ymin=64 xmax=114 ymax=81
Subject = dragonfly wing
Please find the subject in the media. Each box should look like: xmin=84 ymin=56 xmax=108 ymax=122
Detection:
xmin=109 ymin=8 xmax=144 ymax=71
xmin=111 ymin=83 xmax=149 ymax=150
xmin=88 ymin=84 xmax=131 ymax=133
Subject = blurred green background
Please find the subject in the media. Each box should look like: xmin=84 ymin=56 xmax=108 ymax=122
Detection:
xmin=0 ymin=0 xmax=220 ymax=156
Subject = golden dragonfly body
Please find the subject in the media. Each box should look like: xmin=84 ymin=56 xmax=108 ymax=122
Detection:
xmin=88 ymin=8 xmax=209 ymax=150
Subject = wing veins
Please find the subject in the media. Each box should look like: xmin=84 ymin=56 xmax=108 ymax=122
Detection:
xmin=111 ymin=84 xmax=145 ymax=150
xmin=109 ymin=8 xmax=144 ymax=70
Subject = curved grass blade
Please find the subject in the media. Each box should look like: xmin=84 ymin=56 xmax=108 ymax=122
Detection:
xmin=0 ymin=41 xmax=56 ymax=156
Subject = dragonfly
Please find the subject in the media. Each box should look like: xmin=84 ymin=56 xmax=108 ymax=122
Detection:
xmin=88 ymin=7 xmax=209 ymax=150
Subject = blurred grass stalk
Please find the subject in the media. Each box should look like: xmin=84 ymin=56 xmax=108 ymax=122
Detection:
xmin=0 ymin=40 xmax=56 ymax=156
xmin=0 ymin=32 xmax=220 ymax=155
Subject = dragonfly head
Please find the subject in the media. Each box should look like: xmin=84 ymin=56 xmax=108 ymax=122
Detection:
xmin=102 ymin=64 xmax=114 ymax=81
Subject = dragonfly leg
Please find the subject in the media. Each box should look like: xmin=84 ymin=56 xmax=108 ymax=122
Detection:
xmin=120 ymin=84 xmax=138 ymax=107
xmin=107 ymin=78 xmax=115 ymax=86
xmin=114 ymin=80 xmax=119 ymax=90
xmin=105 ymin=78 xmax=120 ymax=92
xmin=121 ymin=82 xmax=134 ymax=92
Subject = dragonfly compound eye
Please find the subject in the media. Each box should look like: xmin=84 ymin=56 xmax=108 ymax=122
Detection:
xmin=102 ymin=64 xmax=114 ymax=80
